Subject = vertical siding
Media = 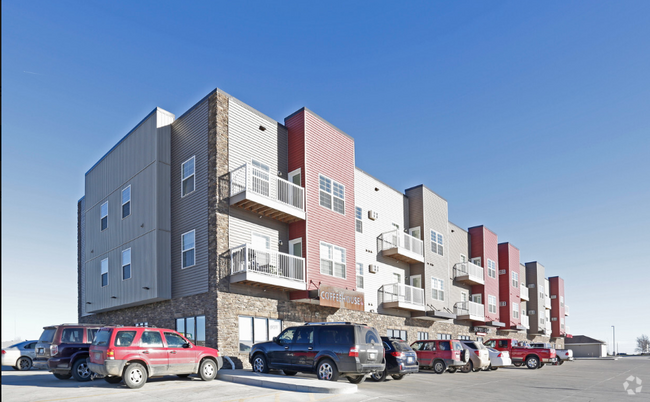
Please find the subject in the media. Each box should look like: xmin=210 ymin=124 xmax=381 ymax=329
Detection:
xmin=420 ymin=187 xmax=450 ymax=311
xmin=549 ymin=276 xmax=565 ymax=337
xmin=498 ymin=243 xmax=521 ymax=328
xmin=170 ymin=99 xmax=209 ymax=297
xmin=469 ymin=226 xmax=500 ymax=322
xmin=405 ymin=186 xmax=425 ymax=287
xmin=286 ymin=112 xmax=307 ymax=260
xmin=448 ymin=222 xmax=471 ymax=309
xmin=79 ymin=197 xmax=90 ymax=317
xmin=525 ymin=262 xmax=545 ymax=334
xmin=519 ymin=263 xmax=527 ymax=324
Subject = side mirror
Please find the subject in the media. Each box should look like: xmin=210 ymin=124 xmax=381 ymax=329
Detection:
xmin=272 ymin=337 xmax=279 ymax=344
xmin=183 ymin=342 xmax=191 ymax=348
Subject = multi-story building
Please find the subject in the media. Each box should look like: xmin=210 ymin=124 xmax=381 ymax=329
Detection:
xmin=77 ymin=88 xmax=568 ymax=366
xmin=549 ymin=276 xmax=568 ymax=338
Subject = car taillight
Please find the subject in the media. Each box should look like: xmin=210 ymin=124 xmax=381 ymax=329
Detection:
xmin=1 ymin=350 xmax=5 ymax=355
xmin=106 ymin=348 xmax=115 ymax=359
xmin=349 ymin=346 xmax=359 ymax=357
xmin=498 ymin=353 xmax=502 ymax=358
xmin=50 ymin=345 xmax=58 ymax=356
xmin=391 ymin=352 xmax=405 ymax=359
xmin=474 ymin=350 xmax=480 ymax=356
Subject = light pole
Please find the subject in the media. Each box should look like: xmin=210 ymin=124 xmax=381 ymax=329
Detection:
xmin=611 ymin=325 xmax=616 ymax=356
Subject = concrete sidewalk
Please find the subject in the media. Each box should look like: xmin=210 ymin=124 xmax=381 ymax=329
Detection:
xmin=217 ymin=370 xmax=358 ymax=394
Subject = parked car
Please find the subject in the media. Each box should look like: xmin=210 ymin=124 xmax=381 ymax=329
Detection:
xmin=410 ymin=339 xmax=469 ymax=374
xmin=88 ymin=326 xmax=222 ymax=389
xmin=249 ymin=322 xmax=385 ymax=383
xmin=460 ymin=341 xmax=490 ymax=372
xmin=34 ymin=323 xmax=104 ymax=380
xmin=530 ymin=342 xmax=574 ymax=365
xmin=484 ymin=347 xmax=512 ymax=370
xmin=1 ymin=340 xmax=37 ymax=371
xmin=484 ymin=338 xmax=556 ymax=369
xmin=370 ymin=337 xmax=418 ymax=381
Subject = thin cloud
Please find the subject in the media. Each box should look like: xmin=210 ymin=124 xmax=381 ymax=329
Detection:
xmin=23 ymin=71 xmax=42 ymax=75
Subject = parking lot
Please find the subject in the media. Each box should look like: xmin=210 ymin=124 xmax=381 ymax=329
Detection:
xmin=2 ymin=357 xmax=648 ymax=402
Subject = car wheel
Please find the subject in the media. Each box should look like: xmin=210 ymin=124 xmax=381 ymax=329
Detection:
xmin=391 ymin=374 xmax=405 ymax=380
xmin=526 ymin=356 xmax=539 ymax=370
xmin=461 ymin=360 xmax=473 ymax=373
xmin=316 ymin=359 xmax=339 ymax=382
xmin=123 ymin=363 xmax=147 ymax=389
xmin=513 ymin=362 xmax=523 ymax=367
xmin=252 ymin=354 xmax=269 ymax=374
xmin=447 ymin=367 xmax=458 ymax=373
xmin=558 ymin=360 xmax=565 ymax=366
xmin=347 ymin=375 xmax=365 ymax=384
xmin=199 ymin=359 xmax=217 ymax=381
xmin=539 ymin=363 xmax=545 ymax=368
xmin=72 ymin=358 xmax=92 ymax=382
xmin=16 ymin=357 xmax=32 ymax=371
xmin=482 ymin=364 xmax=491 ymax=371
xmin=53 ymin=373 xmax=72 ymax=380
xmin=283 ymin=370 xmax=298 ymax=376
xmin=370 ymin=369 xmax=387 ymax=382
xmin=490 ymin=366 xmax=498 ymax=371
xmin=433 ymin=360 xmax=446 ymax=374
xmin=104 ymin=376 xmax=123 ymax=384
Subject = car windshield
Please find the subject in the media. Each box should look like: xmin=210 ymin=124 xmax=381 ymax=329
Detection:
xmin=38 ymin=329 xmax=56 ymax=343
xmin=392 ymin=341 xmax=412 ymax=352
xmin=92 ymin=329 xmax=113 ymax=346
xmin=451 ymin=341 xmax=464 ymax=351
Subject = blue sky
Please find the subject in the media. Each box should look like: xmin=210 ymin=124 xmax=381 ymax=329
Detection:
xmin=2 ymin=1 xmax=649 ymax=352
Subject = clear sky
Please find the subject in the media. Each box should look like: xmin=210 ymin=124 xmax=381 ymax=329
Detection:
xmin=2 ymin=1 xmax=649 ymax=353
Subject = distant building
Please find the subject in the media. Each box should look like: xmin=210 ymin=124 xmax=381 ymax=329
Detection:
xmin=565 ymin=335 xmax=607 ymax=357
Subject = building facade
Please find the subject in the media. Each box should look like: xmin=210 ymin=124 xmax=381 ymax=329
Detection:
xmin=78 ymin=88 xmax=568 ymax=367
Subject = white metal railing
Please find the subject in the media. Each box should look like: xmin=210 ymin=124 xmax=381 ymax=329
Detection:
xmin=230 ymin=244 xmax=305 ymax=283
xmin=454 ymin=301 xmax=485 ymax=321
xmin=521 ymin=314 xmax=530 ymax=329
xmin=545 ymin=296 xmax=552 ymax=309
xmin=564 ymin=305 xmax=569 ymax=315
xmin=230 ymin=163 xmax=304 ymax=212
xmin=380 ymin=283 xmax=425 ymax=306
xmin=379 ymin=230 xmax=424 ymax=256
xmin=453 ymin=262 xmax=485 ymax=281
xmin=520 ymin=284 xmax=529 ymax=300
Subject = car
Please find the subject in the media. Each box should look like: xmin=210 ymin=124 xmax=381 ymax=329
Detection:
xmin=410 ymin=339 xmax=469 ymax=374
xmin=370 ymin=337 xmax=418 ymax=381
xmin=1 ymin=340 xmax=38 ymax=371
xmin=249 ymin=322 xmax=385 ymax=383
xmin=484 ymin=347 xmax=512 ymax=370
xmin=484 ymin=338 xmax=556 ymax=369
xmin=88 ymin=326 xmax=223 ymax=389
xmin=34 ymin=323 xmax=104 ymax=381
xmin=460 ymin=341 xmax=491 ymax=373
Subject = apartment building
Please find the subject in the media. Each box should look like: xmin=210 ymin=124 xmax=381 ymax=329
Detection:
xmin=549 ymin=276 xmax=568 ymax=338
xmin=78 ymin=88 xmax=568 ymax=367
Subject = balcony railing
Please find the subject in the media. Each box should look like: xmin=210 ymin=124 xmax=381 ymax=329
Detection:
xmin=380 ymin=283 xmax=425 ymax=311
xmin=564 ymin=305 xmax=569 ymax=316
xmin=520 ymin=284 xmax=529 ymax=301
xmin=454 ymin=301 xmax=485 ymax=322
xmin=230 ymin=244 xmax=306 ymax=290
xmin=379 ymin=230 xmax=424 ymax=264
xmin=545 ymin=296 xmax=552 ymax=309
xmin=521 ymin=314 xmax=530 ymax=329
xmin=229 ymin=163 xmax=305 ymax=223
xmin=453 ymin=262 xmax=485 ymax=285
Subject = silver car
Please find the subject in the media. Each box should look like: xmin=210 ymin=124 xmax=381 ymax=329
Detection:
xmin=2 ymin=340 xmax=38 ymax=371
xmin=460 ymin=341 xmax=490 ymax=372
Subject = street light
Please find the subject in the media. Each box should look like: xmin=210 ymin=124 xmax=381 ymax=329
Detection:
xmin=611 ymin=325 xmax=616 ymax=356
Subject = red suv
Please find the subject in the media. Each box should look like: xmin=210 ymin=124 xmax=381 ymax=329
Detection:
xmin=88 ymin=326 xmax=222 ymax=389
xmin=410 ymin=340 xmax=469 ymax=374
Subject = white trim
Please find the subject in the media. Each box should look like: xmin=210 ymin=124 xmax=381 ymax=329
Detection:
xmin=319 ymin=241 xmax=346 ymax=279
xmin=100 ymin=201 xmax=108 ymax=231
xmin=410 ymin=274 xmax=422 ymax=288
xmin=487 ymin=259 xmax=497 ymax=279
xmin=181 ymin=156 xmax=196 ymax=198
xmin=409 ymin=226 xmax=421 ymax=239
xmin=431 ymin=277 xmax=445 ymax=301
xmin=288 ymin=168 xmax=302 ymax=186
xmin=121 ymin=185 xmax=131 ymax=219
xmin=488 ymin=294 xmax=497 ymax=314
xmin=289 ymin=238 xmax=303 ymax=258
xmin=318 ymin=173 xmax=345 ymax=215
xmin=121 ymin=248 xmax=132 ymax=281
xmin=100 ymin=258 xmax=109 ymax=287
xmin=181 ymin=229 xmax=196 ymax=269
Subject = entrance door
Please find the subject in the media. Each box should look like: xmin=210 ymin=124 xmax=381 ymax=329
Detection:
xmin=471 ymin=257 xmax=481 ymax=266
xmin=409 ymin=227 xmax=421 ymax=239
xmin=410 ymin=275 xmax=422 ymax=288
xmin=289 ymin=169 xmax=301 ymax=186
xmin=472 ymin=294 xmax=482 ymax=304
xmin=288 ymin=238 xmax=303 ymax=280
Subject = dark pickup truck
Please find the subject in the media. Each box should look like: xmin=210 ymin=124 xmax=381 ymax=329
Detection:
xmin=36 ymin=324 xmax=104 ymax=381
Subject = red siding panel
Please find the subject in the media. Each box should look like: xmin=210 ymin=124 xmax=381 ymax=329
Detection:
xmin=549 ymin=276 xmax=565 ymax=337
xmin=498 ymin=243 xmax=521 ymax=329
xmin=470 ymin=226 xmax=500 ymax=323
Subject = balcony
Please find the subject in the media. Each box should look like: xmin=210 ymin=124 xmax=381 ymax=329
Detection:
xmin=230 ymin=163 xmax=305 ymax=223
xmin=545 ymin=296 xmax=552 ymax=309
xmin=454 ymin=301 xmax=485 ymax=322
xmin=230 ymin=244 xmax=306 ymax=291
xmin=379 ymin=283 xmax=425 ymax=311
xmin=521 ymin=314 xmax=530 ymax=329
xmin=564 ymin=305 xmax=569 ymax=316
xmin=520 ymin=284 xmax=529 ymax=301
xmin=453 ymin=262 xmax=485 ymax=286
xmin=379 ymin=230 xmax=424 ymax=264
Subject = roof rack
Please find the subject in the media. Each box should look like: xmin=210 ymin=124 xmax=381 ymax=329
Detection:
xmin=59 ymin=323 xmax=107 ymax=326
xmin=304 ymin=322 xmax=355 ymax=326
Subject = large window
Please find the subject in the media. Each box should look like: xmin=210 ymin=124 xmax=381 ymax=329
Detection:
xmin=430 ymin=230 xmax=443 ymax=256
xmin=431 ymin=277 xmax=445 ymax=301
xmin=513 ymin=302 xmax=519 ymax=319
xmin=512 ymin=271 xmax=519 ymax=288
xmin=488 ymin=295 xmax=497 ymax=314
xmin=417 ymin=332 xmax=429 ymax=340
xmin=458 ymin=335 xmax=471 ymax=341
xmin=101 ymin=258 xmax=108 ymax=287
xmin=437 ymin=333 xmax=451 ymax=340
xmin=387 ymin=329 xmax=407 ymax=341
xmin=182 ymin=230 xmax=195 ymax=268
xmin=238 ymin=316 xmax=282 ymax=353
xmin=181 ymin=156 xmax=195 ymax=197
xmin=176 ymin=315 xmax=206 ymax=346
xmin=122 ymin=248 xmax=131 ymax=280
xmin=355 ymin=207 xmax=363 ymax=233
xmin=487 ymin=259 xmax=497 ymax=278
xmin=100 ymin=201 xmax=108 ymax=231
xmin=320 ymin=242 xmax=346 ymax=278
xmin=319 ymin=175 xmax=345 ymax=214
xmin=121 ymin=185 xmax=131 ymax=219
xmin=356 ymin=263 xmax=364 ymax=289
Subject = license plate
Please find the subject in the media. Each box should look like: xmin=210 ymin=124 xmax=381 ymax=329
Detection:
xmin=94 ymin=352 xmax=102 ymax=360
xmin=407 ymin=357 xmax=414 ymax=363
xmin=369 ymin=353 xmax=376 ymax=360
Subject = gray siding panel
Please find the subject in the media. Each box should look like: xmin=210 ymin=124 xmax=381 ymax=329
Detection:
xmin=448 ymin=222 xmax=471 ymax=306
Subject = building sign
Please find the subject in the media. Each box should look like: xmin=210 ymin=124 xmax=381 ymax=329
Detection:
xmin=318 ymin=285 xmax=364 ymax=311
xmin=473 ymin=326 xmax=489 ymax=334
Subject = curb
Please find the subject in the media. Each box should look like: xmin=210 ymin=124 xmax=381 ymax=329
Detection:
xmin=217 ymin=371 xmax=358 ymax=394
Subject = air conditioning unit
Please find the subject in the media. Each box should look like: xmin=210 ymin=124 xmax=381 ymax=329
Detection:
xmin=368 ymin=210 xmax=379 ymax=220
xmin=500 ymin=301 xmax=507 ymax=307
xmin=528 ymin=310 xmax=536 ymax=315
xmin=499 ymin=269 xmax=506 ymax=275
xmin=369 ymin=264 xmax=379 ymax=274
xmin=551 ymin=317 xmax=558 ymax=321
xmin=551 ymin=295 xmax=557 ymax=299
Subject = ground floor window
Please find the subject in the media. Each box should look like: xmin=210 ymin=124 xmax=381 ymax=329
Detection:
xmin=176 ymin=315 xmax=206 ymax=346
xmin=458 ymin=335 xmax=470 ymax=340
xmin=417 ymin=332 xmax=429 ymax=340
xmin=239 ymin=316 xmax=282 ymax=353
xmin=437 ymin=333 xmax=451 ymax=340
xmin=387 ymin=329 xmax=407 ymax=341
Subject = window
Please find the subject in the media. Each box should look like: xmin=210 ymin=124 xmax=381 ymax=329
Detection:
xmin=294 ymin=327 xmax=315 ymax=344
xmin=251 ymin=159 xmax=270 ymax=196
xmin=175 ymin=315 xmax=206 ymax=346
xmin=430 ymin=230 xmax=443 ymax=256
xmin=488 ymin=295 xmax=497 ymax=314
xmin=100 ymin=201 xmax=108 ymax=231
xmin=393 ymin=273 xmax=402 ymax=284
xmin=320 ymin=242 xmax=346 ymax=278
xmin=164 ymin=332 xmax=187 ymax=348
xmin=458 ymin=335 xmax=471 ymax=341
xmin=356 ymin=263 xmax=364 ymax=289
xmin=182 ymin=230 xmax=195 ymax=268
xmin=181 ymin=156 xmax=195 ymax=197
xmin=101 ymin=258 xmax=108 ymax=287
xmin=61 ymin=328 xmax=83 ymax=343
xmin=437 ymin=333 xmax=451 ymax=340
xmin=513 ymin=302 xmax=519 ymax=319
xmin=355 ymin=207 xmax=363 ymax=233
xmin=431 ymin=277 xmax=445 ymax=301
xmin=472 ymin=294 xmax=482 ymax=304
xmin=460 ymin=254 xmax=467 ymax=263
xmin=121 ymin=249 xmax=132 ymax=280
xmin=417 ymin=332 xmax=429 ymax=340
xmin=121 ymin=185 xmax=131 ymax=218
xmin=319 ymin=175 xmax=344 ymax=214
xmin=387 ymin=329 xmax=407 ymax=341
xmin=238 ymin=316 xmax=282 ymax=352
xmin=512 ymin=272 xmax=519 ymax=288
xmin=140 ymin=331 xmax=163 ymax=347
xmin=487 ymin=259 xmax=497 ymax=278
xmin=114 ymin=331 xmax=136 ymax=347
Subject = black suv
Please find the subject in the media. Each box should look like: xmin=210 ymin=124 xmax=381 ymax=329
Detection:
xmin=249 ymin=322 xmax=385 ymax=383
xmin=370 ymin=337 xmax=418 ymax=381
